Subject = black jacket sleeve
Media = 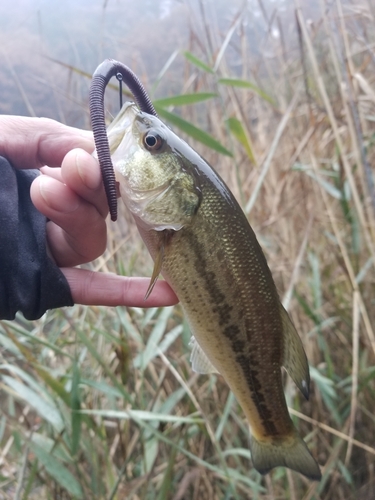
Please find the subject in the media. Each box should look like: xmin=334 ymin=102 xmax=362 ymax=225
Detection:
xmin=0 ymin=156 xmax=74 ymax=320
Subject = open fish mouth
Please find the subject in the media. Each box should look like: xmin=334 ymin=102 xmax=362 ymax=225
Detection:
xmin=107 ymin=102 xmax=138 ymax=157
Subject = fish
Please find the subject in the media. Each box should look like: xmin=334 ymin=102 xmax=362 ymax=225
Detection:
xmin=106 ymin=101 xmax=321 ymax=481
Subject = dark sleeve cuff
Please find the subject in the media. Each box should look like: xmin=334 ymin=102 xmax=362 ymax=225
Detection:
xmin=0 ymin=156 xmax=74 ymax=320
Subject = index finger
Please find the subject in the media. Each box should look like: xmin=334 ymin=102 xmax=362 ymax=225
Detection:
xmin=0 ymin=115 xmax=94 ymax=170
xmin=61 ymin=268 xmax=179 ymax=307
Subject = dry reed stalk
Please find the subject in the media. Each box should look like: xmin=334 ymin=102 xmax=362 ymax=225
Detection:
xmin=344 ymin=289 xmax=360 ymax=466
xmin=289 ymin=407 xmax=375 ymax=456
xmin=311 ymin=153 xmax=375 ymax=354
xmin=297 ymin=8 xmax=375 ymax=260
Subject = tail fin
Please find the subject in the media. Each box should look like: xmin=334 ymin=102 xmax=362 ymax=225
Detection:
xmin=250 ymin=432 xmax=321 ymax=481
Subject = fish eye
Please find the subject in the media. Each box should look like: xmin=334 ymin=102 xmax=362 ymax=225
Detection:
xmin=144 ymin=132 xmax=163 ymax=151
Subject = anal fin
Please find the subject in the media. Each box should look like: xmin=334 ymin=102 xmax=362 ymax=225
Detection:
xmin=189 ymin=336 xmax=219 ymax=374
xmin=280 ymin=304 xmax=310 ymax=400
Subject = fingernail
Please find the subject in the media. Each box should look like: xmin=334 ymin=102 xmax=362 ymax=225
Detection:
xmin=76 ymin=149 xmax=101 ymax=190
xmin=39 ymin=176 xmax=79 ymax=213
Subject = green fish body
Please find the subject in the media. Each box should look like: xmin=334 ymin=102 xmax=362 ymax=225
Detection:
xmin=108 ymin=103 xmax=321 ymax=481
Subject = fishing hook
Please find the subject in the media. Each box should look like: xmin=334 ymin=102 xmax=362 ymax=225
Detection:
xmin=116 ymin=72 xmax=123 ymax=110
xmin=89 ymin=59 xmax=157 ymax=221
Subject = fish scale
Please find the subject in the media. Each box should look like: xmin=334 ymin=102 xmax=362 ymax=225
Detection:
xmin=108 ymin=102 xmax=321 ymax=481
xmin=148 ymin=186 xmax=290 ymax=436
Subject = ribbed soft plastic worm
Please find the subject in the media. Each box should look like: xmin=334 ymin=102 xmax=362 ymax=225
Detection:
xmin=89 ymin=59 xmax=157 ymax=221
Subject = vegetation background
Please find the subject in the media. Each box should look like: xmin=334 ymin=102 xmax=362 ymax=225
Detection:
xmin=1 ymin=0 xmax=375 ymax=498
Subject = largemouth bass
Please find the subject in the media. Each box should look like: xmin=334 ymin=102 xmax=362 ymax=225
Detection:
xmin=106 ymin=102 xmax=321 ymax=481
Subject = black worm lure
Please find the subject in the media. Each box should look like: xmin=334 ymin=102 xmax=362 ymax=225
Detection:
xmin=89 ymin=59 xmax=157 ymax=221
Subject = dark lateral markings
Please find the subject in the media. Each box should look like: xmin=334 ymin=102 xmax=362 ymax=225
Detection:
xmin=223 ymin=325 xmax=279 ymax=436
xmin=187 ymin=230 xmax=280 ymax=436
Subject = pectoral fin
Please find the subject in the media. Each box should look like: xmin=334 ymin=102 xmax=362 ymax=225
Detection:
xmin=280 ymin=304 xmax=310 ymax=400
xmin=144 ymin=243 xmax=164 ymax=300
xmin=189 ymin=336 xmax=219 ymax=374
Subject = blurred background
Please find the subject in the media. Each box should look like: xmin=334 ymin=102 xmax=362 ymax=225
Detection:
xmin=1 ymin=0 xmax=375 ymax=498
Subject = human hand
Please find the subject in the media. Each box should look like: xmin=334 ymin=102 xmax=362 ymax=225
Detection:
xmin=1 ymin=116 xmax=178 ymax=308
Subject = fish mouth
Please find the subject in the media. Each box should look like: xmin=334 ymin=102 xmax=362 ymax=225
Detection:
xmin=107 ymin=102 xmax=138 ymax=134
xmin=106 ymin=102 xmax=139 ymax=156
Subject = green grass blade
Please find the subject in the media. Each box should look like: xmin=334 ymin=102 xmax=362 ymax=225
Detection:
xmin=0 ymin=332 xmax=22 ymax=357
xmin=1 ymin=376 xmax=64 ymax=432
xmin=4 ymin=329 xmax=72 ymax=406
xmin=75 ymin=326 xmax=132 ymax=402
xmin=226 ymin=117 xmax=255 ymax=163
xmin=79 ymin=379 xmax=124 ymax=398
xmin=157 ymin=448 xmax=177 ymax=500
xmin=218 ymin=78 xmax=275 ymax=105
xmin=294 ymin=164 xmax=343 ymax=199
xmin=143 ymin=435 xmax=159 ymax=474
xmin=137 ymin=418 xmax=264 ymax=492
xmin=79 ymin=409 xmax=203 ymax=425
xmin=36 ymin=369 xmax=74 ymax=407
xmin=157 ymin=324 xmax=183 ymax=355
xmin=155 ymin=107 xmax=232 ymax=157
xmin=70 ymin=362 xmax=81 ymax=456
xmin=154 ymin=92 xmax=217 ymax=107
xmin=31 ymin=433 xmax=73 ymax=463
xmin=356 ymin=256 xmax=374 ymax=284
xmin=1 ymin=321 xmax=71 ymax=359
xmin=184 ymin=51 xmax=214 ymax=73
xmin=158 ymin=387 xmax=186 ymax=415
xmin=216 ymin=392 xmax=236 ymax=441
xmin=23 ymin=458 xmax=39 ymax=499
xmin=31 ymin=443 xmax=83 ymax=498
xmin=133 ymin=307 xmax=173 ymax=371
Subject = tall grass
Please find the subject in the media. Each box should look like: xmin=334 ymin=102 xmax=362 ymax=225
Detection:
xmin=1 ymin=0 xmax=375 ymax=498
